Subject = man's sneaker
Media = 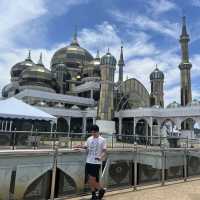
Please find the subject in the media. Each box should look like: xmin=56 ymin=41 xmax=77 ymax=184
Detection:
xmin=98 ymin=188 xmax=106 ymax=199
xmin=90 ymin=194 xmax=98 ymax=200
xmin=90 ymin=192 xmax=98 ymax=200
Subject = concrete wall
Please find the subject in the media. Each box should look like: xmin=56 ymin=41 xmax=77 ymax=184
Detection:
xmin=0 ymin=149 xmax=199 ymax=199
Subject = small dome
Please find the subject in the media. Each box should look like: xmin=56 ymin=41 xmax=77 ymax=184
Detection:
xmin=55 ymin=102 xmax=65 ymax=108
xmin=20 ymin=53 xmax=59 ymax=92
xmin=152 ymin=105 xmax=161 ymax=108
xmin=1 ymin=82 xmax=19 ymax=97
xmin=150 ymin=66 xmax=164 ymax=80
xmin=10 ymin=51 xmax=35 ymax=81
xmin=86 ymin=106 xmax=96 ymax=111
xmin=100 ymin=50 xmax=116 ymax=66
xmin=71 ymin=105 xmax=80 ymax=110
xmin=37 ymin=101 xmax=47 ymax=107
xmin=21 ymin=53 xmax=53 ymax=82
xmin=187 ymin=99 xmax=200 ymax=107
xmin=167 ymin=101 xmax=181 ymax=108
xmin=21 ymin=64 xmax=53 ymax=81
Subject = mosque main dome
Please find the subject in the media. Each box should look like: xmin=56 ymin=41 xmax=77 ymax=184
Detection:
xmin=51 ymin=33 xmax=93 ymax=68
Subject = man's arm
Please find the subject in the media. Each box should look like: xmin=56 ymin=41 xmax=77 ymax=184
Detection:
xmin=99 ymin=148 xmax=107 ymax=160
xmin=73 ymin=144 xmax=87 ymax=148
xmin=96 ymin=139 xmax=107 ymax=161
xmin=73 ymin=139 xmax=89 ymax=149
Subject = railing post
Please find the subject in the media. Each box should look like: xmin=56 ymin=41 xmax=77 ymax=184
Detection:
xmin=12 ymin=129 xmax=16 ymax=150
xmin=53 ymin=131 xmax=56 ymax=150
xmin=111 ymin=134 xmax=114 ymax=149
xmin=70 ymin=136 xmax=72 ymax=149
xmin=161 ymin=148 xmax=165 ymax=186
xmin=34 ymin=129 xmax=38 ymax=150
xmin=133 ymin=142 xmax=137 ymax=191
xmin=145 ymin=136 xmax=148 ymax=149
xmin=184 ymin=147 xmax=187 ymax=182
xmin=50 ymin=146 xmax=58 ymax=200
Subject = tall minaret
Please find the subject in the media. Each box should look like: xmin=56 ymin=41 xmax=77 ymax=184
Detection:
xmin=98 ymin=49 xmax=116 ymax=120
xmin=118 ymin=46 xmax=125 ymax=84
xmin=179 ymin=16 xmax=192 ymax=106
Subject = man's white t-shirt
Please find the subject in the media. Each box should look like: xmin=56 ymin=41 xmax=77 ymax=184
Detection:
xmin=85 ymin=135 xmax=106 ymax=165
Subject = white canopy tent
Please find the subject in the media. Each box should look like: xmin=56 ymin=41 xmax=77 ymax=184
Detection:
xmin=0 ymin=97 xmax=56 ymax=122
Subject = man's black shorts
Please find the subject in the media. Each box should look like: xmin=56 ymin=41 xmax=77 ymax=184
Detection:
xmin=85 ymin=163 xmax=101 ymax=182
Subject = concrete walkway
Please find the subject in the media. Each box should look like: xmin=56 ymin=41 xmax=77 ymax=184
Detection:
xmin=69 ymin=179 xmax=200 ymax=200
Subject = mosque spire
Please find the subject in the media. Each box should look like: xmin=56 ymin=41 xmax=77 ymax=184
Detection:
xmin=26 ymin=50 xmax=32 ymax=61
xmin=37 ymin=52 xmax=44 ymax=66
xmin=118 ymin=45 xmax=125 ymax=83
xmin=95 ymin=49 xmax=100 ymax=59
xmin=96 ymin=49 xmax=100 ymax=58
xmin=71 ymin=26 xmax=79 ymax=46
xmin=181 ymin=16 xmax=189 ymax=37
xmin=118 ymin=46 xmax=125 ymax=66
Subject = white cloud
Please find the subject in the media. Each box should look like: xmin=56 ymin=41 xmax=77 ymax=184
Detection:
xmin=78 ymin=21 xmax=159 ymax=60
xmin=0 ymin=0 xmax=47 ymax=48
xmin=147 ymin=0 xmax=177 ymax=15
xmin=0 ymin=0 xmax=90 ymax=92
xmin=164 ymin=85 xmax=180 ymax=105
xmin=110 ymin=9 xmax=179 ymax=39
xmin=46 ymin=0 xmax=90 ymax=16
xmin=191 ymin=0 xmax=200 ymax=7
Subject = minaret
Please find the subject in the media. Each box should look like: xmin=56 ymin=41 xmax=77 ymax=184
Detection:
xmin=98 ymin=49 xmax=116 ymax=120
xmin=179 ymin=16 xmax=192 ymax=106
xmin=118 ymin=46 xmax=125 ymax=83
xmin=150 ymin=65 xmax=164 ymax=107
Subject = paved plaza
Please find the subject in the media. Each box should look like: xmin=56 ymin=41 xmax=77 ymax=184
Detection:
xmin=69 ymin=179 xmax=200 ymax=200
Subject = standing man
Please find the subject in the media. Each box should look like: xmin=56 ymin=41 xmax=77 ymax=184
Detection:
xmin=75 ymin=124 xmax=106 ymax=200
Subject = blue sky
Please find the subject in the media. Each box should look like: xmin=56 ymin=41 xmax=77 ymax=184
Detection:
xmin=0 ymin=0 xmax=200 ymax=106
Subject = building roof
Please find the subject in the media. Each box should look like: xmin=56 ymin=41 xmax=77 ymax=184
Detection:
xmin=0 ymin=97 xmax=56 ymax=122
xmin=14 ymin=89 xmax=96 ymax=107
xmin=73 ymin=81 xmax=100 ymax=92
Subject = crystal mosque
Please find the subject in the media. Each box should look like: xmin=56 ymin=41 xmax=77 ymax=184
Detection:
xmin=1 ymin=16 xmax=200 ymax=144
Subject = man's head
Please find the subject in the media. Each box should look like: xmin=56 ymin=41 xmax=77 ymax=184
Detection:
xmin=90 ymin=124 xmax=99 ymax=137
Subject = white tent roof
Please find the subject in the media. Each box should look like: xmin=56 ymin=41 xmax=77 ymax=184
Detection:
xmin=0 ymin=97 xmax=56 ymax=122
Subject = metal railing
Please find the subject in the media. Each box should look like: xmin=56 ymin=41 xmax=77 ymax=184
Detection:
xmin=1 ymin=131 xmax=200 ymax=199
xmin=0 ymin=130 xmax=200 ymax=150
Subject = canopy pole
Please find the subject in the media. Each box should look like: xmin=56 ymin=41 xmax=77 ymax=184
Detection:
xmin=1 ymin=121 xmax=4 ymax=131
xmin=9 ymin=121 xmax=13 ymax=132
xmin=31 ymin=124 xmax=34 ymax=136
xmin=5 ymin=121 xmax=8 ymax=131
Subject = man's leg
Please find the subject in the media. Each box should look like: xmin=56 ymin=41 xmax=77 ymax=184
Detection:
xmin=88 ymin=175 xmax=98 ymax=199
xmin=93 ymin=166 xmax=106 ymax=200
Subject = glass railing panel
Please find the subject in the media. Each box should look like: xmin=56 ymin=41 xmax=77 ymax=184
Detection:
xmin=107 ymin=160 xmax=132 ymax=189
xmin=165 ymin=150 xmax=184 ymax=181
xmin=187 ymin=150 xmax=200 ymax=177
